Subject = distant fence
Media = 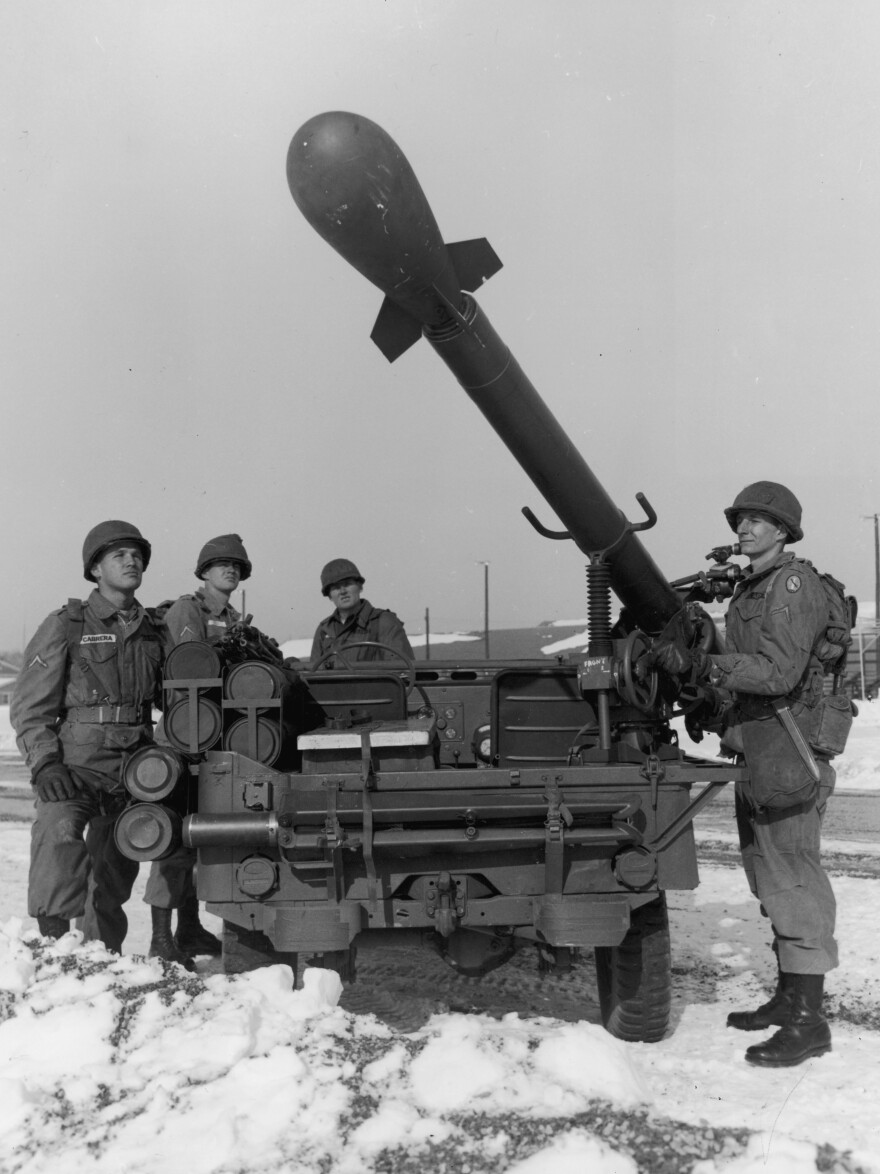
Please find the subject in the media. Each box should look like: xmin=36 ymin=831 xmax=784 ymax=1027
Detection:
xmin=842 ymin=629 xmax=880 ymax=700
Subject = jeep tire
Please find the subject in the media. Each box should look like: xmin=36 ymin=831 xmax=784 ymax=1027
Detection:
xmin=594 ymin=894 xmax=671 ymax=1043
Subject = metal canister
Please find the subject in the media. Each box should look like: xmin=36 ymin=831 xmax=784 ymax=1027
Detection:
xmin=224 ymin=660 xmax=288 ymax=701
xmin=123 ymin=744 xmax=187 ymax=802
xmin=223 ymin=714 xmax=283 ymax=766
xmin=164 ymin=696 xmax=223 ymax=754
xmin=114 ymin=803 xmax=182 ymax=861
xmin=163 ymin=640 xmax=223 ymax=682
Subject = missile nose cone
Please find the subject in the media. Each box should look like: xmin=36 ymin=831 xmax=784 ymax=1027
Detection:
xmin=287 ymin=111 xmax=460 ymax=327
xmin=287 ymin=111 xmax=398 ymax=228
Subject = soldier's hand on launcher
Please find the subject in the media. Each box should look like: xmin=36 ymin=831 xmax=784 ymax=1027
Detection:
xmin=650 ymin=637 xmax=711 ymax=680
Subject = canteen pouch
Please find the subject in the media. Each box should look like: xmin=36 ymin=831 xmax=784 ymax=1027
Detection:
xmin=809 ymin=695 xmax=855 ymax=758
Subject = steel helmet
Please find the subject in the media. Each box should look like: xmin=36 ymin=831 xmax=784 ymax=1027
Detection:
xmin=83 ymin=521 xmax=152 ymax=582
xmin=723 ymin=481 xmax=803 ymax=543
xmin=320 ymin=558 xmax=364 ymax=596
xmin=195 ymin=534 xmax=252 ymax=580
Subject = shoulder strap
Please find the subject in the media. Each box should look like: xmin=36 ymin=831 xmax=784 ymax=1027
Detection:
xmin=64 ymin=598 xmax=85 ymax=652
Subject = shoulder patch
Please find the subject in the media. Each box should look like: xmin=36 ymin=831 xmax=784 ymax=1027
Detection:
xmin=27 ymin=654 xmax=48 ymax=669
xmin=785 ymin=574 xmax=802 ymax=594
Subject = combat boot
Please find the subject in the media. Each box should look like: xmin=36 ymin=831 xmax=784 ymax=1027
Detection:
xmin=727 ymin=971 xmax=796 ymax=1031
xmin=173 ymin=894 xmax=222 ymax=957
xmin=149 ymin=906 xmax=196 ymax=972
xmin=745 ymin=974 xmax=831 ymax=1068
xmin=37 ymin=915 xmax=69 ymax=939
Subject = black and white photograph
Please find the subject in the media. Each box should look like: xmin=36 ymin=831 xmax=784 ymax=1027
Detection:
xmin=2 ymin=5 xmax=880 ymax=1172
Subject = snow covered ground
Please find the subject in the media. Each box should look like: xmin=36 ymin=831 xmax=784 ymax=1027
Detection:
xmin=1 ymin=705 xmax=879 ymax=1173
xmin=279 ymin=630 xmax=481 ymax=661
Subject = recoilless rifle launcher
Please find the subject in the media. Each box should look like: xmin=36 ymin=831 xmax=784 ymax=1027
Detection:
xmin=114 ymin=113 xmax=746 ymax=1044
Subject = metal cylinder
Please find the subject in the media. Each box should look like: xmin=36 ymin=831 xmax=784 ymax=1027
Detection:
xmin=425 ymin=296 xmax=682 ymax=633
xmin=224 ymin=661 xmax=287 ymax=701
xmin=222 ymin=714 xmax=283 ymax=766
xmin=164 ymin=640 xmax=223 ymax=682
xmin=123 ymin=744 xmax=187 ymax=802
xmin=183 ymin=811 xmax=279 ymax=849
xmin=164 ymin=696 xmax=223 ymax=754
xmin=115 ymin=803 xmax=182 ymax=861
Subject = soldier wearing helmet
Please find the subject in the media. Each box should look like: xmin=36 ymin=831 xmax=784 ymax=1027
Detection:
xmin=141 ymin=533 xmax=252 ymax=969
xmin=11 ymin=520 xmax=163 ymax=953
xmin=311 ymin=558 xmax=414 ymax=669
xmin=163 ymin=533 xmax=251 ymax=646
xmin=652 ymin=482 xmax=838 ymax=1069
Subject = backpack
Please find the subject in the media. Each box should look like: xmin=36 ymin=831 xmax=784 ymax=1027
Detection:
xmin=146 ymin=595 xmax=195 ymax=628
xmin=793 ymin=561 xmax=857 ymax=678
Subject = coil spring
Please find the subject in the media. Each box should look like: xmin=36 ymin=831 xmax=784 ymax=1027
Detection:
xmin=587 ymin=560 xmax=613 ymax=657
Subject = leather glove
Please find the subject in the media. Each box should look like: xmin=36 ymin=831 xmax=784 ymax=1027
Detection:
xmin=650 ymin=639 xmax=712 ymax=680
xmin=651 ymin=638 xmax=692 ymax=676
xmin=32 ymin=759 xmax=81 ymax=802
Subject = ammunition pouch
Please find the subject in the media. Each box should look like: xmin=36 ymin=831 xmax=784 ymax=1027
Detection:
xmin=103 ymin=725 xmax=150 ymax=752
xmin=808 ymin=695 xmax=855 ymax=758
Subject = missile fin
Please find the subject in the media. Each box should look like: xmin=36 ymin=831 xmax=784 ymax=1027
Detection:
xmin=370 ymin=296 xmax=424 ymax=362
xmin=446 ymin=238 xmax=503 ymax=292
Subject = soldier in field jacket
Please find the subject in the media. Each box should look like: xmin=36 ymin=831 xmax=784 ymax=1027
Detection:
xmin=11 ymin=520 xmax=162 ymax=953
xmin=310 ymin=558 xmax=414 ymax=669
xmin=651 ymin=482 xmax=840 ymax=1070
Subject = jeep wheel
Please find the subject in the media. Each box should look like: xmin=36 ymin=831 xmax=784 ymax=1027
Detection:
xmin=221 ymin=920 xmax=298 ymax=980
xmin=594 ymin=895 xmax=671 ymax=1043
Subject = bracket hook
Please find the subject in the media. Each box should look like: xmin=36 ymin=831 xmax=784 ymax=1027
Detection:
xmin=522 ymin=492 xmax=657 ymax=554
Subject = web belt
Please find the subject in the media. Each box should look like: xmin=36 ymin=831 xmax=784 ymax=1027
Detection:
xmin=63 ymin=705 xmax=152 ymax=724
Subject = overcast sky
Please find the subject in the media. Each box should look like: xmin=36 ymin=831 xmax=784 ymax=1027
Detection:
xmin=3 ymin=2 xmax=880 ymax=649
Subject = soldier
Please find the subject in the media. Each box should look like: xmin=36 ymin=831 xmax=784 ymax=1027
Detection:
xmin=11 ymin=521 xmax=163 ymax=952
xmin=652 ymin=482 xmax=838 ymax=1068
xmin=144 ymin=533 xmax=251 ymax=968
xmin=310 ymin=558 xmax=414 ymax=669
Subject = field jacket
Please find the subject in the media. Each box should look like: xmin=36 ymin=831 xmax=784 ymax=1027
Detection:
xmin=163 ymin=590 xmax=240 ymax=649
xmin=11 ymin=590 xmax=163 ymax=786
xmin=310 ymin=598 xmax=414 ymax=668
xmin=708 ymin=551 xmax=832 ymax=807
xmin=709 ymin=551 xmax=827 ymax=712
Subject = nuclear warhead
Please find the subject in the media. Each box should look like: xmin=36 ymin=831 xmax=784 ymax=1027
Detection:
xmin=286 ymin=111 xmax=502 ymax=362
xmin=286 ymin=111 xmax=684 ymax=632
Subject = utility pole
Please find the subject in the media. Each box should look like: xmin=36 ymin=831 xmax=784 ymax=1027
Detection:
xmin=476 ymin=561 xmax=490 ymax=657
xmin=424 ymin=607 xmax=430 ymax=660
xmin=862 ymin=514 xmax=880 ymax=692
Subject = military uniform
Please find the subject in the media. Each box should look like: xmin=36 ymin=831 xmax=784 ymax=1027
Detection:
xmin=163 ymin=589 xmax=240 ymax=648
xmin=144 ymin=589 xmax=239 ymax=909
xmin=311 ymin=598 xmax=414 ymax=668
xmin=709 ymin=550 xmax=837 ymax=975
xmin=11 ymin=590 xmax=163 ymax=951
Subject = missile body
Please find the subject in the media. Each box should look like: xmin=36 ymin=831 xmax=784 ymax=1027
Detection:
xmin=287 ymin=112 xmax=682 ymax=632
